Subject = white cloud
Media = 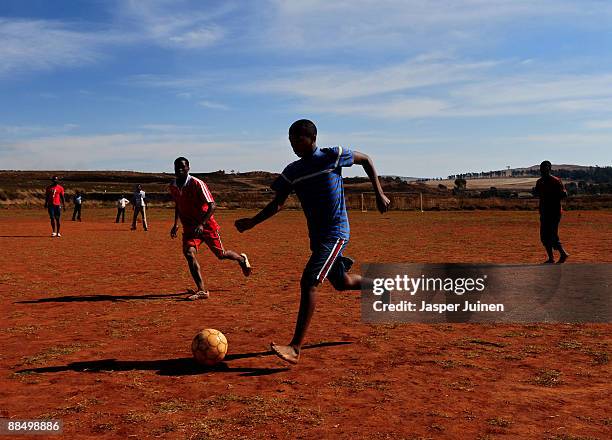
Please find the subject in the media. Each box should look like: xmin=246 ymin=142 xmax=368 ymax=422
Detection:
xmin=0 ymin=124 xmax=79 ymax=138
xmin=263 ymin=0 xmax=612 ymax=51
xmin=308 ymin=97 xmax=450 ymax=118
xmin=454 ymin=74 xmax=612 ymax=106
xmin=251 ymin=58 xmax=497 ymax=101
xmin=198 ymin=100 xmax=229 ymax=110
xmin=118 ymin=0 xmax=229 ymax=49
xmin=244 ymin=55 xmax=612 ymax=119
xmin=0 ymin=1 xmax=230 ymax=78
xmin=0 ymin=132 xmax=290 ymax=172
xmin=584 ymin=119 xmax=612 ymax=129
xmin=140 ymin=124 xmax=199 ymax=132
xmin=167 ymin=27 xmax=223 ymax=48
xmin=0 ymin=19 xmax=110 ymax=78
xmin=123 ymin=74 xmax=212 ymax=89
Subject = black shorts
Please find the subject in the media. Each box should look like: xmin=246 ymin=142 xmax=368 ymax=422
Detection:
xmin=48 ymin=205 xmax=61 ymax=219
xmin=302 ymin=238 xmax=351 ymax=289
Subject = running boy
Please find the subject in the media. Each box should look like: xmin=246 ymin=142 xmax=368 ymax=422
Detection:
xmin=44 ymin=176 xmax=66 ymax=237
xmin=533 ymin=160 xmax=569 ymax=263
xmin=169 ymin=157 xmax=252 ymax=300
xmin=235 ymin=119 xmax=390 ymax=364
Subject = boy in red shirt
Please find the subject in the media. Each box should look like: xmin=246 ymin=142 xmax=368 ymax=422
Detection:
xmin=169 ymin=157 xmax=252 ymax=300
xmin=44 ymin=176 xmax=66 ymax=237
xmin=533 ymin=160 xmax=570 ymax=263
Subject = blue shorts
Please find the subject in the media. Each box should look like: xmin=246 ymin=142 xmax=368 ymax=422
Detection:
xmin=48 ymin=205 xmax=61 ymax=219
xmin=302 ymin=238 xmax=351 ymax=289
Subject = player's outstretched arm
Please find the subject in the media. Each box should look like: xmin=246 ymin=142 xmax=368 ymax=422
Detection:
xmin=235 ymin=191 xmax=288 ymax=232
xmin=353 ymin=151 xmax=390 ymax=213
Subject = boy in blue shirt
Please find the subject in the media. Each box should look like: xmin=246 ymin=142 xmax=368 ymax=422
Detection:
xmin=235 ymin=119 xmax=390 ymax=364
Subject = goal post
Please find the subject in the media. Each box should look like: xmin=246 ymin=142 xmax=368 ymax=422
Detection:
xmin=357 ymin=192 xmax=425 ymax=212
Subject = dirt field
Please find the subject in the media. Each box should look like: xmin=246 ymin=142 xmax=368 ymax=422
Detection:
xmin=1 ymin=209 xmax=610 ymax=440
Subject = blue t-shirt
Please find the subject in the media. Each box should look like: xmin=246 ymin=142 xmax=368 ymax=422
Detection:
xmin=271 ymin=146 xmax=354 ymax=244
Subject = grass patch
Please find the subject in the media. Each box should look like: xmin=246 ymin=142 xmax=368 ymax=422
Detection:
xmin=92 ymin=423 xmax=114 ymax=433
xmin=21 ymin=343 xmax=90 ymax=366
xmin=156 ymin=398 xmax=190 ymax=414
xmin=329 ymin=370 xmax=390 ymax=392
xmin=122 ymin=410 xmax=151 ymax=424
xmin=447 ymin=377 xmax=475 ymax=391
xmin=545 ymin=435 xmax=599 ymax=440
xmin=487 ymin=417 xmax=512 ymax=427
xmin=585 ymin=349 xmax=608 ymax=365
xmin=558 ymin=340 xmax=583 ymax=350
xmin=532 ymin=369 xmax=562 ymax=387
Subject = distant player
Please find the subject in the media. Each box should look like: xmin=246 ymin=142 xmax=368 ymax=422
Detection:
xmin=131 ymin=184 xmax=148 ymax=231
xmin=44 ymin=176 xmax=65 ymax=237
xmin=116 ymin=194 xmax=130 ymax=223
xmin=534 ymin=160 xmax=569 ymax=264
xmin=169 ymin=157 xmax=252 ymax=300
xmin=72 ymin=191 xmax=83 ymax=222
xmin=235 ymin=119 xmax=390 ymax=364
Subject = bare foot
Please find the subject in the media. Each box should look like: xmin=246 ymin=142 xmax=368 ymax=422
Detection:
xmin=239 ymin=253 xmax=252 ymax=277
xmin=270 ymin=342 xmax=300 ymax=364
xmin=557 ymin=253 xmax=569 ymax=264
xmin=187 ymin=290 xmax=209 ymax=300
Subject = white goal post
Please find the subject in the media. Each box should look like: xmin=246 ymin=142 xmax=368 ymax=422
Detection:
xmin=359 ymin=192 xmax=424 ymax=212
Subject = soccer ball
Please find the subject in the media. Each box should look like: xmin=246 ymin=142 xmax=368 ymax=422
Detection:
xmin=191 ymin=329 xmax=228 ymax=366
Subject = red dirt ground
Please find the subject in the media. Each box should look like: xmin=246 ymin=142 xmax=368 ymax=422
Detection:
xmin=1 ymin=209 xmax=610 ymax=440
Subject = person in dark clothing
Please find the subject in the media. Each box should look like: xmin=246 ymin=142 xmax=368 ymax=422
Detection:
xmin=72 ymin=191 xmax=83 ymax=221
xmin=533 ymin=161 xmax=569 ymax=264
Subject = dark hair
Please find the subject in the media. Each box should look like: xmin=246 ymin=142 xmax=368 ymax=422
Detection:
xmin=289 ymin=119 xmax=317 ymax=140
xmin=174 ymin=156 xmax=189 ymax=166
xmin=540 ymin=160 xmax=552 ymax=168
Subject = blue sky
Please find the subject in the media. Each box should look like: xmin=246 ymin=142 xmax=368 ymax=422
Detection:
xmin=1 ymin=0 xmax=611 ymax=177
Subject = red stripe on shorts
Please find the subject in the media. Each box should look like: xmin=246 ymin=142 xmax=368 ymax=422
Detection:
xmin=316 ymin=238 xmax=345 ymax=283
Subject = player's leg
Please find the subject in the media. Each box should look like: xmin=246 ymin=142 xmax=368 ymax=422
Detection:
xmin=204 ymin=231 xmax=252 ymax=276
xmin=141 ymin=206 xmax=148 ymax=231
xmin=115 ymin=208 xmax=121 ymax=223
xmin=131 ymin=207 xmax=139 ymax=230
xmin=553 ymin=215 xmax=569 ymax=263
xmin=271 ymin=239 xmax=346 ymax=364
xmin=120 ymin=208 xmax=125 ymax=223
xmin=55 ymin=208 xmax=61 ymax=236
xmin=77 ymin=205 xmax=82 ymax=221
xmin=48 ymin=207 xmax=57 ymax=236
xmin=72 ymin=206 xmax=77 ymax=221
xmin=183 ymin=243 xmax=208 ymax=299
xmin=271 ymin=280 xmax=318 ymax=365
xmin=540 ymin=218 xmax=554 ymax=263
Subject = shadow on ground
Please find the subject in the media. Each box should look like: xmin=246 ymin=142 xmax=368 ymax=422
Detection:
xmin=15 ymin=290 xmax=232 ymax=304
xmin=16 ymin=342 xmax=352 ymax=377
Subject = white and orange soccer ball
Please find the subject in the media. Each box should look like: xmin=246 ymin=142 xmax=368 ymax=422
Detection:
xmin=191 ymin=329 xmax=228 ymax=366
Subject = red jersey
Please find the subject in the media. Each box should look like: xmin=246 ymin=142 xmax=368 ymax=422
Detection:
xmin=534 ymin=175 xmax=566 ymax=216
xmin=46 ymin=184 xmax=64 ymax=206
xmin=169 ymin=175 xmax=219 ymax=232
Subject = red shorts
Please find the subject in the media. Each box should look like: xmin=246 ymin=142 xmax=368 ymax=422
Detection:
xmin=183 ymin=230 xmax=225 ymax=258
